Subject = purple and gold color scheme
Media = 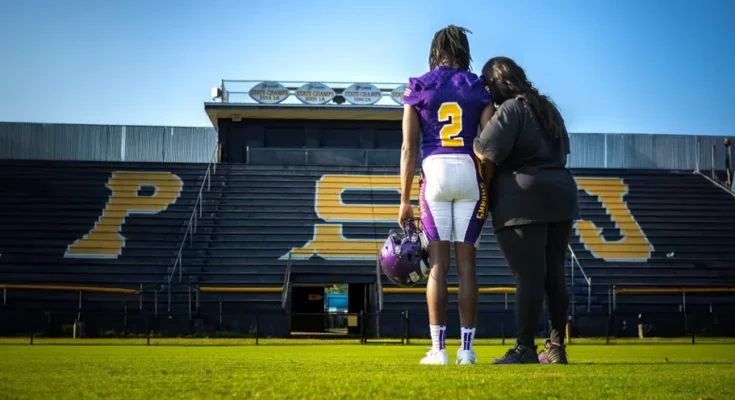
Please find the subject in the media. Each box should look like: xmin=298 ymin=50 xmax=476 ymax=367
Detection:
xmin=403 ymin=66 xmax=491 ymax=159
xmin=378 ymin=220 xmax=430 ymax=288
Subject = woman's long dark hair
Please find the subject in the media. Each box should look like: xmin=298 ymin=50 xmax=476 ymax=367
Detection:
xmin=482 ymin=57 xmax=564 ymax=138
xmin=429 ymin=25 xmax=473 ymax=71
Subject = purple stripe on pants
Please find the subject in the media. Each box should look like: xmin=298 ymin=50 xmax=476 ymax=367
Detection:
xmin=463 ymin=156 xmax=488 ymax=245
xmin=419 ymin=168 xmax=440 ymax=243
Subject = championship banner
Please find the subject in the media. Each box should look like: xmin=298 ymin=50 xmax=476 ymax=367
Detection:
xmin=248 ymin=82 xmax=290 ymax=104
xmin=245 ymin=81 xmax=399 ymax=106
xmin=391 ymin=84 xmax=407 ymax=105
xmin=295 ymin=83 xmax=336 ymax=105
xmin=342 ymin=83 xmax=383 ymax=105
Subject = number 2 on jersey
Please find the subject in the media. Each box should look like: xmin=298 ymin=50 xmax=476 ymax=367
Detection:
xmin=438 ymin=102 xmax=463 ymax=147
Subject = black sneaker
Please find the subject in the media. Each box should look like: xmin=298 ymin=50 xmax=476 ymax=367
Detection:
xmin=491 ymin=344 xmax=539 ymax=364
xmin=538 ymin=340 xmax=568 ymax=364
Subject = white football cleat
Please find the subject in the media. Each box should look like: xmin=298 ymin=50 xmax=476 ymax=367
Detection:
xmin=456 ymin=349 xmax=477 ymax=365
xmin=420 ymin=349 xmax=449 ymax=365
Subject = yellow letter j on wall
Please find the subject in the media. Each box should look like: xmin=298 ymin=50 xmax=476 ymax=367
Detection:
xmin=574 ymin=177 xmax=654 ymax=262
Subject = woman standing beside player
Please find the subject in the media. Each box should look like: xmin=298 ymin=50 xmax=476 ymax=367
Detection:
xmin=474 ymin=57 xmax=579 ymax=364
xmin=398 ymin=25 xmax=495 ymax=365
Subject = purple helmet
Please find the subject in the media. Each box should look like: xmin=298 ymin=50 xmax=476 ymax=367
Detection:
xmin=379 ymin=220 xmax=430 ymax=287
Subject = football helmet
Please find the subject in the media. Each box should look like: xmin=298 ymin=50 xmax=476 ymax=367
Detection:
xmin=379 ymin=219 xmax=430 ymax=287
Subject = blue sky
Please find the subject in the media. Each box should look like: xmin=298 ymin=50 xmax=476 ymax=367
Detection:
xmin=0 ymin=0 xmax=733 ymax=135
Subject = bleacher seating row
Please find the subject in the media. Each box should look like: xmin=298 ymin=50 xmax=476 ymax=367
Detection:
xmin=1 ymin=160 xmax=735 ymax=336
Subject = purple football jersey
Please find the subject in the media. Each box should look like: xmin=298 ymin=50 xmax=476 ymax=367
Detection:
xmin=403 ymin=66 xmax=492 ymax=158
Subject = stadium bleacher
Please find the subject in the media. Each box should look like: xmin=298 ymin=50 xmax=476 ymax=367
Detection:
xmin=1 ymin=159 xmax=735 ymax=338
xmin=0 ymin=160 xmax=208 ymax=314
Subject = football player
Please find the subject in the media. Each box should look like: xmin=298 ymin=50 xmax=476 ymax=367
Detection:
xmin=398 ymin=25 xmax=495 ymax=365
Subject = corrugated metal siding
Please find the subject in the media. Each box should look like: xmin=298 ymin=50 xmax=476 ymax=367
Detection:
xmin=606 ymin=134 xmax=697 ymax=170
xmin=0 ymin=122 xmax=729 ymax=169
xmin=0 ymin=122 xmax=42 ymax=159
xmin=48 ymin=123 xmax=121 ymax=161
xmin=696 ymin=135 xmax=727 ymax=171
xmin=123 ymin=125 xmax=166 ymax=162
xmin=0 ymin=122 xmax=216 ymax=163
xmin=568 ymin=133 xmax=605 ymax=168
xmin=0 ymin=122 xmax=121 ymax=161
xmin=164 ymin=127 xmax=217 ymax=163
xmin=653 ymin=134 xmax=697 ymax=170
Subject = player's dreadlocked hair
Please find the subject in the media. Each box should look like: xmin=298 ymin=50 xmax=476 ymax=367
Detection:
xmin=429 ymin=25 xmax=473 ymax=71
xmin=482 ymin=56 xmax=565 ymax=139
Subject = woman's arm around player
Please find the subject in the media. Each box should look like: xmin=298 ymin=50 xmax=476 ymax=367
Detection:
xmin=476 ymin=103 xmax=496 ymax=193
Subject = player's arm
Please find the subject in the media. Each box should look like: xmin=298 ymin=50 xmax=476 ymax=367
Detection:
xmin=400 ymin=104 xmax=420 ymax=202
xmin=480 ymin=103 xmax=495 ymax=130
xmin=400 ymin=104 xmax=420 ymax=218
xmin=474 ymin=145 xmax=495 ymax=193
xmin=480 ymin=159 xmax=494 ymax=194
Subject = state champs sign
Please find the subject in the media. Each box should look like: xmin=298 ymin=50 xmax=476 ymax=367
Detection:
xmin=248 ymin=82 xmax=290 ymax=104
xmin=342 ymin=83 xmax=382 ymax=105
xmin=295 ymin=83 xmax=336 ymax=105
xmin=246 ymin=81 xmax=405 ymax=106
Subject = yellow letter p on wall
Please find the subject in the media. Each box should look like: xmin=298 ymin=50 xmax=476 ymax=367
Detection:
xmin=65 ymin=172 xmax=184 ymax=259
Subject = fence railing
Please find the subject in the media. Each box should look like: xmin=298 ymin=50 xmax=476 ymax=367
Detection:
xmin=375 ymin=254 xmax=383 ymax=313
xmin=605 ymin=285 xmax=735 ymax=343
xmin=568 ymin=246 xmax=592 ymax=316
xmin=4 ymin=279 xmax=733 ymax=344
xmin=168 ymin=143 xmax=220 ymax=290
xmin=3 ymin=282 xmax=735 ymax=344
xmin=216 ymin=79 xmax=405 ymax=106
xmin=611 ymin=286 xmax=735 ymax=313
xmin=2 ymin=307 xmax=734 ymax=345
xmin=695 ymin=143 xmax=734 ymax=196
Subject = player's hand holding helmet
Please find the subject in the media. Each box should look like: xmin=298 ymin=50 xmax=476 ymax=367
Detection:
xmin=397 ymin=202 xmax=414 ymax=226
xmin=378 ymin=219 xmax=430 ymax=287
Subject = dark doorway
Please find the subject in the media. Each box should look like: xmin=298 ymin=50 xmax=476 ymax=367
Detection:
xmin=347 ymin=283 xmax=367 ymax=335
xmin=288 ymin=282 xmax=372 ymax=337
xmin=290 ymin=286 xmax=325 ymax=333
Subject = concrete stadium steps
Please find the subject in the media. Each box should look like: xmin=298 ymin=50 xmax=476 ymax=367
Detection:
xmin=565 ymin=170 xmax=735 ymax=306
xmin=197 ymin=165 xmax=735 ymax=316
xmin=0 ymin=160 xmax=211 ymax=311
xmin=3 ymin=160 xmax=735 ymax=326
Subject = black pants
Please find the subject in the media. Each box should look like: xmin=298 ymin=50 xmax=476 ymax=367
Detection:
xmin=496 ymin=221 xmax=573 ymax=347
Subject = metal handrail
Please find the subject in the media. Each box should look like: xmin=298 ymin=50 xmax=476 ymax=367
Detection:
xmin=569 ymin=246 xmax=590 ymax=283
xmin=217 ymin=80 xmax=406 ymax=105
xmin=221 ymin=79 xmax=404 ymax=88
xmin=281 ymin=253 xmax=292 ymax=310
xmin=695 ymin=144 xmax=735 ymax=196
xmin=168 ymin=143 xmax=220 ymax=286
xmin=693 ymin=141 xmax=734 ymax=196
xmin=568 ymin=245 xmax=592 ymax=314
xmin=375 ymin=254 xmax=383 ymax=312
xmin=695 ymin=170 xmax=735 ymax=198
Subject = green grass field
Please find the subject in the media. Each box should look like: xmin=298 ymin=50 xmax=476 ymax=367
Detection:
xmin=1 ymin=344 xmax=734 ymax=399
